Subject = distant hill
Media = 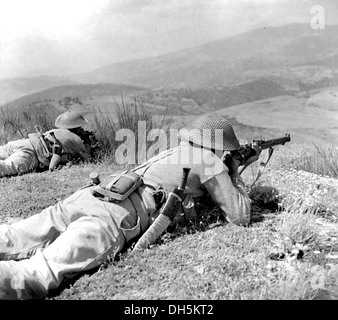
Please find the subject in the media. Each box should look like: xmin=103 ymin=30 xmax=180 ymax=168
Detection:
xmin=76 ymin=23 xmax=338 ymax=89
xmin=0 ymin=76 xmax=75 ymax=106
xmin=1 ymin=83 xmax=146 ymax=111
xmin=166 ymin=86 xmax=338 ymax=147
xmin=216 ymin=86 xmax=338 ymax=147
xmin=1 ymin=23 xmax=338 ymax=107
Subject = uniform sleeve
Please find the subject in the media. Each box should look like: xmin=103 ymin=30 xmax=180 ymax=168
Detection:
xmin=203 ymin=170 xmax=251 ymax=226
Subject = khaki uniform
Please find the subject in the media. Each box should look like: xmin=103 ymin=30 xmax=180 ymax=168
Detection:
xmin=0 ymin=129 xmax=88 ymax=178
xmin=0 ymin=142 xmax=250 ymax=299
xmin=0 ymin=139 xmax=40 ymax=178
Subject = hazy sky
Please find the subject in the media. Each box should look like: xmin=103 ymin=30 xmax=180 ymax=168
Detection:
xmin=0 ymin=0 xmax=337 ymax=79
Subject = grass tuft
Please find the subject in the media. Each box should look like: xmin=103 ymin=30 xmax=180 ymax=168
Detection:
xmin=92 ymin=97 xmax=172 ymax=163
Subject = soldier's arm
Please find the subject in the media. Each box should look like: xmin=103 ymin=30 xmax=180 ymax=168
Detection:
xmin=203 ymin=172 xmax=251 ymax=226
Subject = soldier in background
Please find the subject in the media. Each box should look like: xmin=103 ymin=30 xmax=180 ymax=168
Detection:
xmin=0 ymin=128 xmax=89 ymax=178
xmin=54 ymin=110 xmax=100 ymax=159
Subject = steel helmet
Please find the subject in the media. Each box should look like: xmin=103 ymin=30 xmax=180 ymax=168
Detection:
xmin=179 ymin=113 xmax=240 ymax=151
xmin=55 ymin=110 xmax=88 ymax=129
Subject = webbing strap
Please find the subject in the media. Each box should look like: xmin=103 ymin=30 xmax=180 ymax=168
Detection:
xmin=249 ymin=147 xmax=274 ymax=189
xmin=142 ymin=178 xmax=162 ymax=190
xmin=131 ymin=148 xmax=175 ymax=190
xmin=132 ymin=148 xmax=174 ymax=173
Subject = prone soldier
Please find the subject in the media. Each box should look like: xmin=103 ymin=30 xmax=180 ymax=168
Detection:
xmin=0 ymin=126 xmax=89 ymax=178
xmin=0 ymin=113 xmax=262 ymax=299
xmin=54 ymin=110 xmax=100 ymax=159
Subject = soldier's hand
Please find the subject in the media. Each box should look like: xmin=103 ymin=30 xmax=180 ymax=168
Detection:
xmin=243 ymin=144 xmax=261 ymax=167
xmin=223 ymin=154 xmax=241 ymax=176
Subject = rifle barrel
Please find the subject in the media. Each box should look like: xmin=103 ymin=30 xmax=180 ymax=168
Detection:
xmin=254 ymin=134 xmax=291 ymax=150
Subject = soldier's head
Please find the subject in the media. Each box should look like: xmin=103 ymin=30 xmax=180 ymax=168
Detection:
xmin=55 ymin=110 xmax=88 ymax=132
xmin=179 ymin=113 xmax=240 ymax=156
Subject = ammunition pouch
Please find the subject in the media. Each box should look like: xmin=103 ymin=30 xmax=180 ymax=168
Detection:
xmin=93 ymin=171 xmax=143 ymax=202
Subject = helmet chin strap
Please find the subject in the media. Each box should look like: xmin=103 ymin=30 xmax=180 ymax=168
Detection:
xmin=188 ymin=140 xmax=222 ymax=158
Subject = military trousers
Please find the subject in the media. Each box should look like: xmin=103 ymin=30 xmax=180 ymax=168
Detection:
xmin=0 ymin=185 xmax=155 ymax=299
xmin=0 ymin=139 xmax=39 ymax=178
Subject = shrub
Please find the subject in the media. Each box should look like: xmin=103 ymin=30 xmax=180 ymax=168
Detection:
xmin=92 ymin=98 xmax=172 ymax=164
xmin=249 ymin=183 xmax=280 ymax=210
xmin=277 ymin=203 xmax=320 ymax=248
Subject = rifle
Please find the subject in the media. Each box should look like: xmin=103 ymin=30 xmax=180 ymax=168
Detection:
xmin=252 ymin=134 xmax=291 ymax=150
xmin=230 ymin=133 xmax=291 ymax=177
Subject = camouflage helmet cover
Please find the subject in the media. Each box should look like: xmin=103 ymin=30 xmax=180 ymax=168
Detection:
xmin=55 ymin=110 xmax=88 ymax=129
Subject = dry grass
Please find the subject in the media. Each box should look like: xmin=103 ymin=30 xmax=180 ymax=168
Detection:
xmin=0 ymin=107 xmax=337 ymax=300
xmin=0 ymin=104 xmax=59 ymax=144
xmin=2 ymin=143 xmax=336 ymax=300
xmin=276 ymin=142 xmax=338 ymax=178
xmin=92 ymin=98 xmax=172 ymax=162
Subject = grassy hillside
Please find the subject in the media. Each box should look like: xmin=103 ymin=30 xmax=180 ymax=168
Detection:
xmin=0 ymin=83 xmax=147 ymax=143
xmin=0 ymin=77 xmax=291 ymax=123
xmin=1 ymin=22 xmax=337 ymax=300
xmin=152 ymin=85 xmax=338 ymax=149
xmin=1 ymin=83 xmax=337 ymax=151
xmin=214 ymin=86 xmax=338 ymax=148
xmin=1 ymin=141 xmax=337 ymax=300
xmin=0 ymin=99 xmax=337 ymax=300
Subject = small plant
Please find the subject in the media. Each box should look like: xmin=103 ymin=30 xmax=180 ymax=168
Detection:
xmin=277 ymin=196 xmax=320 ymax=249
xmin=249 ymin=183 xmax=280 ymax=210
